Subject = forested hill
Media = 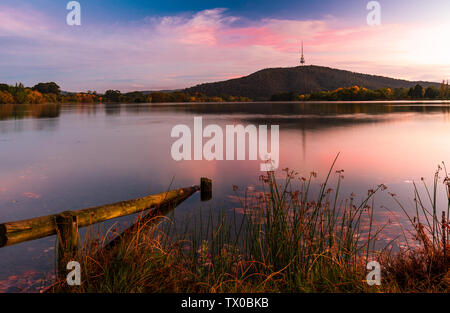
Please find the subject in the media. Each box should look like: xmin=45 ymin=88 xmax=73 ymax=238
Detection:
xmin=183 ymin=65 xmax=440 ymax=100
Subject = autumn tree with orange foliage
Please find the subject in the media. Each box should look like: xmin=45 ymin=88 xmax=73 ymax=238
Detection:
xmin=0 ymin=91 xmax=14 ymax=104
xmin=25 ymin=89 xmax=45 ymax=104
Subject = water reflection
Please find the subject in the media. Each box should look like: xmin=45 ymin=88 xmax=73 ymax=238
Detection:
xmin=104 ymin=103 xmax=122 ymax=115
xmin=0 ymin=104 xmax=61 ymax=120
xmin=122 ymin=101 xmax=450 ymax=116
xmin=0 ymin=101 xmax=449 ymax=287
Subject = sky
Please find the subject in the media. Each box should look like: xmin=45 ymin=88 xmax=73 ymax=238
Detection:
xmin=0 ymin=0 xmax=449 ymax=92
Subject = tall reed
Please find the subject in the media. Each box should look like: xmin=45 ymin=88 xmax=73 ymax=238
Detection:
xmin=51 ymin=160 xmax=449 ymax=293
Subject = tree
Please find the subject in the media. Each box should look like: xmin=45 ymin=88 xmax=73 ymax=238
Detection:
xmin=10 ymin=83 xmax=27 ymax=104
xmin=378 ymin=88 xmax=393 ymax=99
xmin=0 ymin=83 xmax=9 ymax=92
xmin=150 ymin=92 xmax=168 ymax=103
xmin=172 ymin=92 xmax=188 ymax=102
xmin=446 ymin=80 xmax=449 ymax=99
xmin=25 ymin=90 xmax=45 ymax=104
xmin=103 ymin=90 xmax=122 ymax=102
xmin=393 ymin=88 xmax=408 ymax=99
xmin=440 ymin=80 xmax=446 ymax=98
xmin=124 ymin=91 xmax=146 ymax=103
xmin=32 ymin=82 xmax=61 ymax=94
xmin=412 ymin=84 xmax=424 ymax=99
xmin=0 ymin=90 xmax=14 ymax=104
xmin=424 ymin=86 xmax=440 ymax=99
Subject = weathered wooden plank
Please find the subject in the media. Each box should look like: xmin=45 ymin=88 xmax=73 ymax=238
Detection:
xmin=0 ymin=185 xmax=200 ymax=248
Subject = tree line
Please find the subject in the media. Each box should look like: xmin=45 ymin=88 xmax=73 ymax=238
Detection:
xmin=2 ymin=81 xmax=448 ymax=105
xmin=102 ymin=90 xmax=251 ymax=103
xmin=0 ymin=82 xmax=251 ymax=105
xmin=0 ymin=82 xmax=102 ymax=104
xmin=271 ymin=82 xmax=450 ymax=101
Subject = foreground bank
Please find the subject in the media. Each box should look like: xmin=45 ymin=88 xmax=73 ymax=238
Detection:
xmin=49 ymin=163 xmax=449 ymax=293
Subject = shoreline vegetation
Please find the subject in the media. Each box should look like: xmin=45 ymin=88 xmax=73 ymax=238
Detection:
xmin=1 ymin=81 xmax=449 ymax=106
xmin=0 ymin=82 xmax=251 ymax=105
xmin=50 ymin=160 xmax=449 ymax=293
xmin=272 ymin=83 xmax=450 ymax=102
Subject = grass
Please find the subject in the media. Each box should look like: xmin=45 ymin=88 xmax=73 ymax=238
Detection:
xmin=380 ymin=164 xmax=450 ymax=291
xmin=50 ymin=158 xmax=449 ymax=293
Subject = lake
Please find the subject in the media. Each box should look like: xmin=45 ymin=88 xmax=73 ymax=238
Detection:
xmin=0 ymin=101 xmax=449 ymax=291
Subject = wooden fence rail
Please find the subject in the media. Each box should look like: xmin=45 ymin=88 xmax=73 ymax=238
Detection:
xmin=0 ymin=177 xmax=212 ymax=249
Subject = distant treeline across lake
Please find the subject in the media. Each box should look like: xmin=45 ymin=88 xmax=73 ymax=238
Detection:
xmin=0 ymin=82 xmax=251 ymax=105
xmin=1 ymin=81 xmax=449 ymax=105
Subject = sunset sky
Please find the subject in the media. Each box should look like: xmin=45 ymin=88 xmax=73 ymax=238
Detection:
xmin=0 ymin=0 xmax=449 ymax=92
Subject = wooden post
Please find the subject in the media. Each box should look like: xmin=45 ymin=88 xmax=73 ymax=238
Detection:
xmin=56 ymin=211 xmax=79 ymax=280
xmin=0 ymin=224 xmax=6 ymax=248
xmin=201 ymin=177 xmax=212 ymax=201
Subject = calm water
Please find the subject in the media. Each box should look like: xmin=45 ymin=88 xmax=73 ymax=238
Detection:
xmin=0 ymin=101 xmax=449 ymax=290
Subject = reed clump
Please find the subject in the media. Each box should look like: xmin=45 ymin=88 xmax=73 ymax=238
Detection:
xmin=380 ymin=164 xmax=450 ymax=292
xmin=51 ymin=161 xmax=449 ymax=293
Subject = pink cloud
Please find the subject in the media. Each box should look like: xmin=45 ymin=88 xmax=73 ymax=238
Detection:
xmin=0 ymin=6 xmax=50 ymax=36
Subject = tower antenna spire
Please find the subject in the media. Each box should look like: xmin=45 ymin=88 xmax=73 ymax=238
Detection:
xmin=300 ymin=41 xmax=305 ymax=66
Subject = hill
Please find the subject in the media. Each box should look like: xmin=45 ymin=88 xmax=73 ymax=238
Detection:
xmin=183 ymin=65 xmax=440 ymax=100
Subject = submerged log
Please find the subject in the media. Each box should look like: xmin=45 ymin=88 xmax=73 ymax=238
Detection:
xmin=0 ymin=185 xmax=201 ymax=248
